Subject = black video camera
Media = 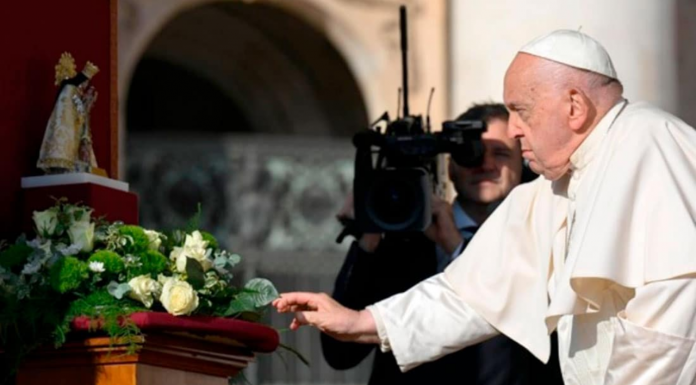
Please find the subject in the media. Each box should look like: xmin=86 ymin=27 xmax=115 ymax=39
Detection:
xmin=352 ymin=115 xmax=485 ymax=233
xmin=348 ymin=6 xmax=486 ymax=235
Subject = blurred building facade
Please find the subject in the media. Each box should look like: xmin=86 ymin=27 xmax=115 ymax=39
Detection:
xmin=118 ymin=1 xmax=695 ymax=384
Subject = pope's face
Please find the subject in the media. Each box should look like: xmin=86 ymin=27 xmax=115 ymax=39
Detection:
xmin=449 ymin=118 xmax=522 ymax=204
xmin=504 ymin=54 xmax=573 ymax=180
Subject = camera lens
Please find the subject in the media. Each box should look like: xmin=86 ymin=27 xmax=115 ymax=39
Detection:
xmin=366 ymin=172 xmax=424 ymax=231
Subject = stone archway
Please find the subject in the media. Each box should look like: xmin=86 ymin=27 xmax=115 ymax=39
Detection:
xmin=118 ymin=0 xmax=448 ymax=172
xmin=126 ymin=2 xmax=368 ymax=136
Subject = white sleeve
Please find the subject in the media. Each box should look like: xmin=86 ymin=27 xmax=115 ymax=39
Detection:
xmin=605 ymin=278 xmax=696 ymax=385
xmin=366 ymin=273 xmax=499 ymax=372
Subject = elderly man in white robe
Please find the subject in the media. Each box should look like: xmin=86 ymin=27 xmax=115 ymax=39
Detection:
xmin=273 ymin=30 xmax=696 ymax=385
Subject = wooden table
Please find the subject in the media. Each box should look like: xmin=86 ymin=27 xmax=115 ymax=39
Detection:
xmin=18 ymin=332 xmax=256 ymax=385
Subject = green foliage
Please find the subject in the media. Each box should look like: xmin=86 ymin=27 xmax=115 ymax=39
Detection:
xmin=1 ymin=199 xmax=290 ymax=381
xmin=185 ymin=202 xmax=203 ymax=233
xmin=88 ymin=250 xmax=125 ymax=274
xmin=185 ymin=258 xmax=206 ymax=290
xmin=118 ymin=225 xmax=149 ymax=254
xmin=0 ymin=243 xmax=33 ymax=271
xmin=61 ymin=290 xmax=146 ymax=353
xmin=129 ymin=249 xmax=168 ymax=278
xmin=162 ymin=229 xmax=186 ymax=253
xmin=225 ymin=279 xmax=279 ymax=317
xmin=41 ymin=198 xmax=92 ymax=243
xmin=107 ymin=281 xmax=131 ymax=299
xmin=0 ymin=288 xmax=69 ymax=382
xmin=200 ymin=231 xmax=219 ymax=250
xmin=49 ymin=256 xmax=89 ymax=293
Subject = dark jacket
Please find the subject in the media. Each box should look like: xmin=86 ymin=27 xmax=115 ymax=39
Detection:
xmin=321 ymin=232 xmax=563 ymax=385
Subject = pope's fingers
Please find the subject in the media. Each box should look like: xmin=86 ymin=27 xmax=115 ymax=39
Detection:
xmin=273 ymin=292 xmax=331 ymax=313
xmin=290 ymin=317 xmax=302 ymax=331
xmin=287 ymin=304 xmax=313 ymax=312
xmin=273 ymin=292 xmax=320 ymax=312
xmin=290 ymin=311 xmax=318 ymax=330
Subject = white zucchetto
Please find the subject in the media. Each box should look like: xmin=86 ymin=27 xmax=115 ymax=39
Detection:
xmin=519 ymin=29 xmax=618 ymax=80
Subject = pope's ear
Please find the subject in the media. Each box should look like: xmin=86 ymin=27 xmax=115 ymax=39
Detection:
xmin=568 ymin=89 xmax=592 ymax=132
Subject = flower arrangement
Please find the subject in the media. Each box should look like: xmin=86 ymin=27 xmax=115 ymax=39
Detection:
xmin=0 ymin=199 xmax=279 ymax=377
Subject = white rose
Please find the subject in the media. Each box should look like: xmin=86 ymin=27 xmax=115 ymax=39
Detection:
xmin=168 ymin=231 xmax=212 ymax=272
xmin=67 ymin=222 xmax=95 ymax=253
xmin=159 ymin=278 xmax=199 ymax=316
xmin=128 ymin=275 xmax=161 ymax=308
xmin=33 ymin=208 xmax=58 ymax=237
xmin=144 ymin=229 xmax=162 ymax=251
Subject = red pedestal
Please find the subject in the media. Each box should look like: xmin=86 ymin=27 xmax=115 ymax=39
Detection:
xmin=22 ymin=183 xmax=139 ymax=233
xmin=15 ymin=312 xmax=280 ymax=385
xmin=71 ymin=312 xmax=280 ymax=354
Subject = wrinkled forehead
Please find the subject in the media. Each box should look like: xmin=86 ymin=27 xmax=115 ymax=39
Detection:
xmin=503 ymin=55 xmax=527 ymax=104
xmin=504 ymin=53 xmax=544 ymax=105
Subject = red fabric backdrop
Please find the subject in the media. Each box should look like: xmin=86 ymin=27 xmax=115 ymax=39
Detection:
xmin=0 ymin=1 xmax=115 ymax=239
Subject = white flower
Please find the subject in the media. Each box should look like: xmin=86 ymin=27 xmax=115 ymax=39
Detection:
xmin=128 ymin=275 xmax=161 ymax=308
xmin=88 ymin=261 xmax=105 ymax=273
xmin=67 ymin=222 xmax=95 ymax=253
xmin=169 ymin=231 xmax=212 ymax=272
xmin=157 ymin=273 xmax=173 ymax=286
xmin=21 ymin=260 xmax=42 ymax=276
xmin=57 ymin=243 xmax=82 ymax=257
xmin=65 ymin=205 xmax=92 ymax=226
xmin=159 ymin=277 xmax=199 ymax=316
xmin=144 ymin=229 xmax=162 ymax=251
xmin=33 ymin=208 xmax=58 ymax=237
xmin=174 ymin=251 xmax=188 ymax=274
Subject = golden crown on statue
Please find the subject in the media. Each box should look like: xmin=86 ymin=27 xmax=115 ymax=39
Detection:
xmin=54 ymin=52 xmax=77 ymax=86
xmin=82 ymin=61 xmax=99 ymax=79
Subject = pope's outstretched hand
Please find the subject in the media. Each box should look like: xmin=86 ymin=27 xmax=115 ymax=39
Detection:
xmin=273 ymin=292 xmax=380 ymax=344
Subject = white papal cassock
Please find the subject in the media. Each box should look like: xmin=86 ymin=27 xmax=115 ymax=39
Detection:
xmin=367 ymin=100 xmax=696 ymax=385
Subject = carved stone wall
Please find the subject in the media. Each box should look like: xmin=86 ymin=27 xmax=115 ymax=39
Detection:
xmin=128 ymin=135 xmax=353 ymax=257
xmin=127 ymin=134 xmax=369 ymax=384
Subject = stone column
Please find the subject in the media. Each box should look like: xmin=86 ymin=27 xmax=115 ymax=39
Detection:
xmin=449 ymin=0 xmax=678 ymax=116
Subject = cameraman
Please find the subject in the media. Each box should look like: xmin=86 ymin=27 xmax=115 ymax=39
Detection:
xmin=322 ymin=103 xmax=559 ymax=385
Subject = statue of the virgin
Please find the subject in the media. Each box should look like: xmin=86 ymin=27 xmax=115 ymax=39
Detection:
xmin=37 ymin=52 xmax=101 ymax=175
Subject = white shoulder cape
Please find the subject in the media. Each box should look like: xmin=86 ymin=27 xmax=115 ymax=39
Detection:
xmin=444 ymin=102 xmax=696 ymax=362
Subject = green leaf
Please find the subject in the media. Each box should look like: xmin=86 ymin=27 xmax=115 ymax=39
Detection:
xmin=213 ymin=256 xmax=227 ymax=269
xmin=185 ymin=258 xmax=205 ymax=290
xmin=107 ymin=281 xmax=131 ymax=299
xmin=185 ymin=203 xmax=203 ymax=233
xmin=228 ymin=253 xmax=241 ymax=267
xmin=244 ymin=278 xmax=279 ymax=307
xmin=167 ymin=230 xmax=186 ymax=249
xmin=224 ymin=295 xmax=257 ymax=316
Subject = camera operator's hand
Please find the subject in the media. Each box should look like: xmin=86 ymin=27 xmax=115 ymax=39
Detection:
xmin=424 ymin=195 xmax=464 ymax=255
xmin=337 ymin=192 xmax=382 ymax=253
